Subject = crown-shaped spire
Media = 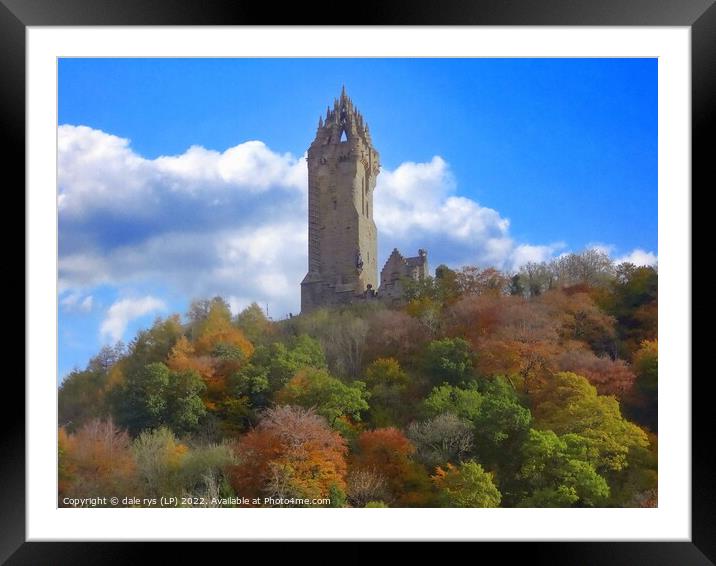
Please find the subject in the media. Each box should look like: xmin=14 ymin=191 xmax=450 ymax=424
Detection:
xmin=312 ymin=87 xmax=377 ymax=149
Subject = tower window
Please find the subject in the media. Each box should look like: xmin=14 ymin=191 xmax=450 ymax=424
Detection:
xmin=340 ymin=129 xmax=348 ymax=143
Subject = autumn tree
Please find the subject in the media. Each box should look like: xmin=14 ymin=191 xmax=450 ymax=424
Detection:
xmin=178 ymin=443 xmax=236 ymax=504
xmin=455 ymin=266 xmax=510 ymax=297
xmin=432 ymin=461 xmax=501 ymax=508
xmin=364 ymin=309 xmax=430 ymax=365
xmin=351 ymin=428 xmax=434 ymax=507
xmin=192 ymin=299 xmax=253 ymax=360
xmin=59 ymin=418 xmax=137 ymax=503
xmin=557 ymin=348 xmax=636 ymax=398
xmin=229 ymin=406 xmax=347 ymax=505
xmin=346 ymin=469 xmax=388 ymax=508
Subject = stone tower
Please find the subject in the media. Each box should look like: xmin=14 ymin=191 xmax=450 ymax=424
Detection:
xmin=301 ymin=87 xmax=380 ymax=312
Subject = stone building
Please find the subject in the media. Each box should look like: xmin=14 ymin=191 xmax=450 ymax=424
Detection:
xmin=301 ymin=88 xmax=428 ymax=312
xmin=379 ymin=248 xmax=429 ymax=304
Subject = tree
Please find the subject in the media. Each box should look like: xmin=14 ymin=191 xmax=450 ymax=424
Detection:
xmin=626 ymin=339 xmax=658 ymax=431
xmin=537 ymin=289 xmax=618 ymax=356
xmin=424 ymin=337 xmax=474 ymax=385
xmin=165 ymin=369 xmax=207 ymax=434
xmin=193 ymin=300 xmax=254 ymax=359
xmin=517 ymin=429 xmax=609 ymax=507
xmin=347 ymin=469 xmax=388 ymax=508
xmin=552 ymin=249 xmax=615 ymax=288
xmin=59 ymin=418 xmax=137 ymax=503
xmin=59 ymin=367 xmax=111 ymax=431
xmin=456 ymin=266 xmax=509 ymax=297
xmin=633 ymin=339 xmax=658 ymax=399
xmin=407 ymin=413 xmax=474 ymax=469
xmin=598 ymin=264 xmax=657 ymax=358
xmin=179 ymin=443 xmax=236 ymax=504
xmin=352 ymin=428 xmax=434 ymax=507
xmin=133 ymin=427 xmax=188 ymax=498
xmin=229 ymin=406 xmax=348 ymax=504
xmin=423 ymin=383 xmax=483 ymax=421
xmin=234 ymin=302 xmax=275 ymax=345
xmin=557 ymin=348 xmax=636 ymax=398
xmin=246 ymin=335 xmax=327 ymax=391
xmin=432 ymin=461 xmax=501 ymax=507
xmin=471 ymin=377 xmax=532 ymax=472
xmin=364 ymin=309 xmax=429 ymax=365
xmin=531 ymin=372 xmax=650 ymax=475
xmin=112 ymin=362 xmax=171 ymax=434
xmin=276 ymin=368 xmax=369 ymax=426
xmin=122 ymin=315 xmax=184 ymax=377
xmin=112 ymin=362 xmax=206 ymax=436
xmin=363 ymin=358 xmax=410 ymax=427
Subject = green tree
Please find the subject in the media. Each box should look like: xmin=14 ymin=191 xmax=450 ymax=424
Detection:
xmin=432 ymin=461 xmax=502 ymax=507
xmin=112 ymin=363 xmax=205 ymax=436
xmin=166 ymin=369 xmax=207 ymax=435
xmin=423 ymin=383 xmax=483 ymax=421
xmin=133 ymin=427 xmax=188 ymax=498
xmin=363 ymin=358 xmax=410 ymax=427
xmin=517 ymin=429 xmax=609 ymax=507
xmin=532 ymin=372 xmax=650 ymax=474
xmin=122 ymin=316 xmax=184 ymax=377
xmin=248 ymin=335 xmax=327 ymax=391
xmin=472 ymin=377 xmax=532 ymax=472
xmin=424 ymin=337 xmax=474 ymax=385
xmin=277 ymin=368 xmax=369 ymax=426
xmin=234 ymin=302 xmax=274 ymax=345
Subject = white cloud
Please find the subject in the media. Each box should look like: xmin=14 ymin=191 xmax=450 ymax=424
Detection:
xmin=100 ymin=296 xmax=166 ymax=343
xmin=60 ymin=290 xmax=94 ymax=313
xmin=374 ymin=155 xmax=561 ymax=271
xmin=58 ymin=125 xmax=306 ymax=219
xmin=58 ymin=125 xmax=653 ymax=323
xmin=615 ymin=248 xmax=658 ymax=266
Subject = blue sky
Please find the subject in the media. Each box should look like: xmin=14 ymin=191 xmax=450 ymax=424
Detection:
xmin=58 ymin=58 xmax=657 ymax=380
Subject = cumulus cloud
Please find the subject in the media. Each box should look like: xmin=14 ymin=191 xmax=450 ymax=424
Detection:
xmin=100 ymin=296 xmax=166 ymax=343
xmin=374 ymin=156 xmax=561 ymax=270
xmin=615 ymin=248 xmax=658 ymax=266
xmin=58 ymin=125 xmax=650 ymax=322
xmin=58 ymin=125 xmax=306 ymax=220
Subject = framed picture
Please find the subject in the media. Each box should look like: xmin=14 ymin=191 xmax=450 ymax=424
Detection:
xmin=12 ymin=0 xmax=708 ymax=561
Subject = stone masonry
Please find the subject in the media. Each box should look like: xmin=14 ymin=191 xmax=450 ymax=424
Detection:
xmin=300 ymin=88 xmax=428 ymax=313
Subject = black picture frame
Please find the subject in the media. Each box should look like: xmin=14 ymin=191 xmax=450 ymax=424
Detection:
xmin=8 ymin=0 xmax=708 ymax=562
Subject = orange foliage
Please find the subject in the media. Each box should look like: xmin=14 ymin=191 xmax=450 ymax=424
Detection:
xmin=364 ymin=309 xmax=429 ymax=364
xmin=351 ymin=428 xmax=432 ymax=506
xmin=59 ymin=418 xmax=137 ymax=502
xmin=558 ymin=347 xmax=636 ymax=397
xmin=229 ymin=406 xmax=347 ymax=504
xmin=193 ymin=311 xmax=254 ymax=359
